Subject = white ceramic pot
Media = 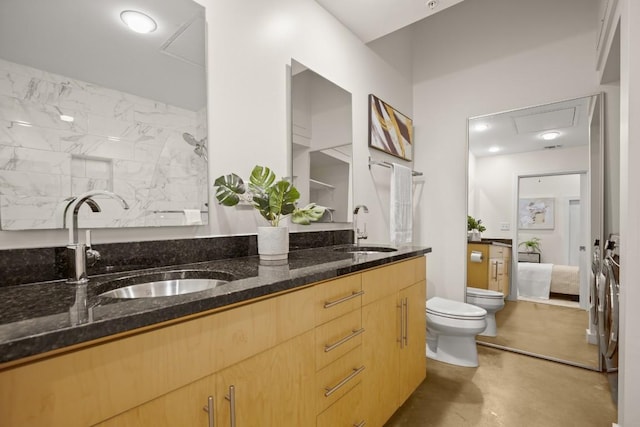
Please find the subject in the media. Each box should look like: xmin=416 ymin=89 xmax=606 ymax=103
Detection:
xmin=469 ymin=230 xmax=481 ymax=242
xmin=257 ymin=226 xmax=289 ymax=261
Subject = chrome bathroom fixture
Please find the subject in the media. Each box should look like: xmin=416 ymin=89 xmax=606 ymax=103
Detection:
xmin=63 ymin=191 xmax=129 ymax=284
xmin=353 ymin=205 xmax=369 ymax=245
xmin=183 ymin=132 xmax=208 ymax=161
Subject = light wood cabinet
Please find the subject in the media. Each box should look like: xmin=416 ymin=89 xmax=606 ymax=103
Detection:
xmin=361 ymin=257 xmax=427 ymax=427
xmin=0 ymin=256 xmax=427 ymax=427
xmin=467 ymin=243 xmax=510 ymax=296
xmin=488 ymin=245 xmax=510 ymax=297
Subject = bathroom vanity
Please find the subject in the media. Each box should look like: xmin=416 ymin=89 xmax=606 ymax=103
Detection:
xmin=467 ymin=241 xmax=511 ymax=296
xmin=0 ymin=243 xmax=429 ymax=426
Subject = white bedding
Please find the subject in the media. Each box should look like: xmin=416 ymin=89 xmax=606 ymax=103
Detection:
xmin=517 ymin=263 xmax=553 ymax=299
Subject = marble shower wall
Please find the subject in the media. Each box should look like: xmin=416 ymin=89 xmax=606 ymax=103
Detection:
xmin=0 ymin=58 xmax=208 ymax=230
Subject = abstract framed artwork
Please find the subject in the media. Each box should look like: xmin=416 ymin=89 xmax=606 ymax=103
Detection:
xmin=368 ymin=94 xmax=413 ymax=161
xmin=518 ymin=197 xmax=555 ymax=229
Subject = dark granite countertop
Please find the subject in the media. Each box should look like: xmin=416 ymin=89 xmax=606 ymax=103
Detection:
xmin=467 ymin=238 xmax=512 ymax=247
xmin=0 ymin=244 xmax=431 ymax=365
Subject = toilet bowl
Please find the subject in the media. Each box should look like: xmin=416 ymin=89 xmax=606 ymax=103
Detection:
xmin=466 ymin=287 xmax=505 ymax=337
xmin=426 ymin=297 xmax=487 ymax=367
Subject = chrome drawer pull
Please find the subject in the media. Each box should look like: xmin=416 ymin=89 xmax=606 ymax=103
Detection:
xmin=225 ymin=385 xmax=236 ymax=427
xmin=324 ymin=328 xmax=365 ymax=352
xmin=202 ymin=396 xmax=215 ymax=427
xmin=403 ymin=298 xmax=409 ymax=346
xmin=354 ymin=421 xmax=366 ymax=427
xmin=324 ymin=290 xmax=364 ymax=309
xmin=324 ymin=366 xmax=365 ymax=397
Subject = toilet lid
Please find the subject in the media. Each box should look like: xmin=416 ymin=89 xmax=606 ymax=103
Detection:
xmin=466 ymin=287 xmax=504 ymax=299
xmin=426 ymin=297 xmax=487 ymax=319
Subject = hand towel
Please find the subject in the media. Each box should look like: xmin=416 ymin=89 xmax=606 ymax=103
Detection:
xmin=183 ymin=209 xmax=203 ymax=225
xmin=390 ymin=163 xmax=412 ymax=245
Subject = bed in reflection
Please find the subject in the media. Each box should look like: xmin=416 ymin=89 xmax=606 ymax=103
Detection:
xmin=517 ymin=262 xmax=580 ymax=300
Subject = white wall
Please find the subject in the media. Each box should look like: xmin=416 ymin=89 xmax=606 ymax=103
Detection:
xmin=618 ymin=0 xmax=640 ymax=424
xmin=471 ymin=147 xmax=588 ymax=241
xmin=409 ymin=0 xmax=600 ymax=300
xmin=0 ymin=0 xmax=412 ymax=249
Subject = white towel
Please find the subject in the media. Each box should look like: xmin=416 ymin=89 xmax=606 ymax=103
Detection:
xmin=517 ymin=262 xmax=553 ymax=299
xmin=183 ymin=209 xmax=202 ymax=225
xmin=390 ymin=163 xmax=412 ymax=245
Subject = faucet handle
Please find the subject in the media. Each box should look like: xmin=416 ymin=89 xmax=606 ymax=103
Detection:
xmin=85 ymin=230 xmax=101 ymax=267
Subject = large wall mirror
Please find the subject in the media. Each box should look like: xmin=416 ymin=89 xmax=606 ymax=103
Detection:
xmin=467 ymin=94 xmax=603 ymax=370
xmin=0 ymin=0 xmax=208 ymax=230
xmin=290 ymin=59 xmax=353 ymax=224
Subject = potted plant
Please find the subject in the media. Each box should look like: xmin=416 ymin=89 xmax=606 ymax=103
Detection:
xmin=518 ymin=237 xmax=542 ymax=253
xmin=467 ymin=215 xmax=486 ymax=242
xmin=214 ymin=165 xmax=325 ymax=261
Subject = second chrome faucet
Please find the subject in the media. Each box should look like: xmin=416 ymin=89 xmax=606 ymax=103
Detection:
xmin=353 ymin=205 xmax=369 ymax=246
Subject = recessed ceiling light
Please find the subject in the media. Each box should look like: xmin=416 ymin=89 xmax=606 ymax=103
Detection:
xmin=107 ymin=136 xmax=121 ymax=142
xmin=488 ymin=146 xmax=501 ymax=153
xmin=120 ymin=10 xmax=157 ymax=34
xmin=426 ymin=0 xmax=439 ymax=9
xmin=541 ymin=131 xmax=560 ymax=140
xmin=60 ymin=114 xmax=74 ymax=122
xmin=474 ymin=123 xmax=490 ymax=132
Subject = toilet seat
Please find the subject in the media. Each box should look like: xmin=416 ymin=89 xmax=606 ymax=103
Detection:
xmin=426 ymin=297 xmax=486 ymax=320
xmin=466 ymin=287 xmax=503 ymax=299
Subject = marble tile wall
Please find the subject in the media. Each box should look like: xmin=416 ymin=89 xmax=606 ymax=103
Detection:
xmin=0 ymin=58 xmax=208 ymax=230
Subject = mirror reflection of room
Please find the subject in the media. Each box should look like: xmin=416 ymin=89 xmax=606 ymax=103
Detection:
xmin=290 ymin=59 xmax=353 ymax=223
xmin=467 ymin=94 xmax=602 ymax=369
xmin=0 ymin=0 xmax=209 ymax=230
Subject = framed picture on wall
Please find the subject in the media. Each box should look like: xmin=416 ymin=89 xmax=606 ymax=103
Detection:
xmin=368 ymin=94 xmax=413 ymax=161
xmin=518 ymin=197 xmax=555 ymax=229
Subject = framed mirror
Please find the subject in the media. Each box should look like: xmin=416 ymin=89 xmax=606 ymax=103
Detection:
xmin=467 ymin=94 xmax=603 ymax=370
xmin=290 ymin=59 xmax=353 ymax=223
xmin=0 ymin=0 xmax=208 ymax=230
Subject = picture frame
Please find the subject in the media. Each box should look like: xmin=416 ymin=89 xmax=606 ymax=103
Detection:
xmin=518 ymin=197 xmax=555 ymax=229
xmin=368 ymin=94 xmax=413 ymax=161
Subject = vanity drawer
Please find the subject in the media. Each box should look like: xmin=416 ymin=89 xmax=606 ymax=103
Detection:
xmin=315 ymin=274 xmax=362 ymax=325
xmin=362 ymin=259 xmax=417 ymax=304
xmin=315 ymin=309 xmax=363 ymax=370
xmin=317 ymin=381 xmax=364 ymax=427
xmin=316 ymin=346 xmax=364 ymax=413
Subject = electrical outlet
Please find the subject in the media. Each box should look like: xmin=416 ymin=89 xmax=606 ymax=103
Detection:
xmin=500 ymin=222 xmax=510 ymax=231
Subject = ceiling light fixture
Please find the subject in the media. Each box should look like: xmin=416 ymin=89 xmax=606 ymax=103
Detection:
xmin=474 ymin=123 xmax=490 ymax=131
xmin=488 ymin=146 xmax=501 ymax=153
xmin=426 ymin=0 xmax=439 ymax=10
xmin=120 ymin=10 xmax=157 ymax=34
xmin=541 ymin=131 xmax=560 ymax=141
xmin=13 ymin=120 xmax=32 ymax=127
xmin=60 ymin=114 xmax=74 ymax=122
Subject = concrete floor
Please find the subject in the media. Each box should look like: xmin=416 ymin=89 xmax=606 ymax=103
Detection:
xmin=385 ymin=346 xmax=617 ymax=427
xmin=476 ymin=300 xmax=599 ymax=368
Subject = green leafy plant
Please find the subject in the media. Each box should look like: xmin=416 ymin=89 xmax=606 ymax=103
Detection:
xmin=214 ymin=165 xmax=326 ymax=227
xmin=518 ymin=237 xmax=542 ymax=253
xmin=467 ymin=215 xmax=486 ymax=233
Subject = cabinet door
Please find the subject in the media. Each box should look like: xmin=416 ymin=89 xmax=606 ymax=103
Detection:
xmin=96 ymin=374 xmax=216 ymax=427
xmin=488 ymin=258 xmax=501 ymax=291
xmin=215 ymin=331 xmax=315 ymax=426
xmin=361 ymin=293 xmax=400 ymax=427
xmin=398 ymin=280 xmax=427 ymax=403
xmin=467 ymin=244 xmax=489 ymax=288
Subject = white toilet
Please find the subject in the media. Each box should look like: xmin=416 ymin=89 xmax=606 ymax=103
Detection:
xmin=466 ymin=287 xmax=505 ymax=337
xmin=426 ymin=297 xmax=487 ymax=367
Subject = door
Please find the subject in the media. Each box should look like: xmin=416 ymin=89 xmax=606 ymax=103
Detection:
xmin=215 ymin=331 xmax=315 ymax=426
xmin=361 ymin=293 xmax=400 ymax=427
xmin=398 ymin=281 xmax=427 ymax=403
xmin=568 ymin=199 xmax=581 ymax=266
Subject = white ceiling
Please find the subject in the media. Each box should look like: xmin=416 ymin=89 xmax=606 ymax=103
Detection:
xmin=468 ymin=96 xmax=595 ymax=158
xmin=0 ymin=0 xmax=206 ymax=110
xmin=315 ymin=0 xmax=465 ymax=43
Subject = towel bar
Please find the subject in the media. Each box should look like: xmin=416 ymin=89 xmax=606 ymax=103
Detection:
xmin=368 ymin=157 xmax=423 ymax=176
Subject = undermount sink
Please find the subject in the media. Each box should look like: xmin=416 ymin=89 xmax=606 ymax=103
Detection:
xmin=334 ymin=246 xmax=398 ymax=254
xmin=97 ymin=269 xmax=233 ymax=299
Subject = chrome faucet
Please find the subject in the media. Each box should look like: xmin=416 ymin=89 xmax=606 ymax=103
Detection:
xmin=63 ymin=191 xmax=129 ymax=284
xmin=353 ymin=205 xmax=369 ymax=246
